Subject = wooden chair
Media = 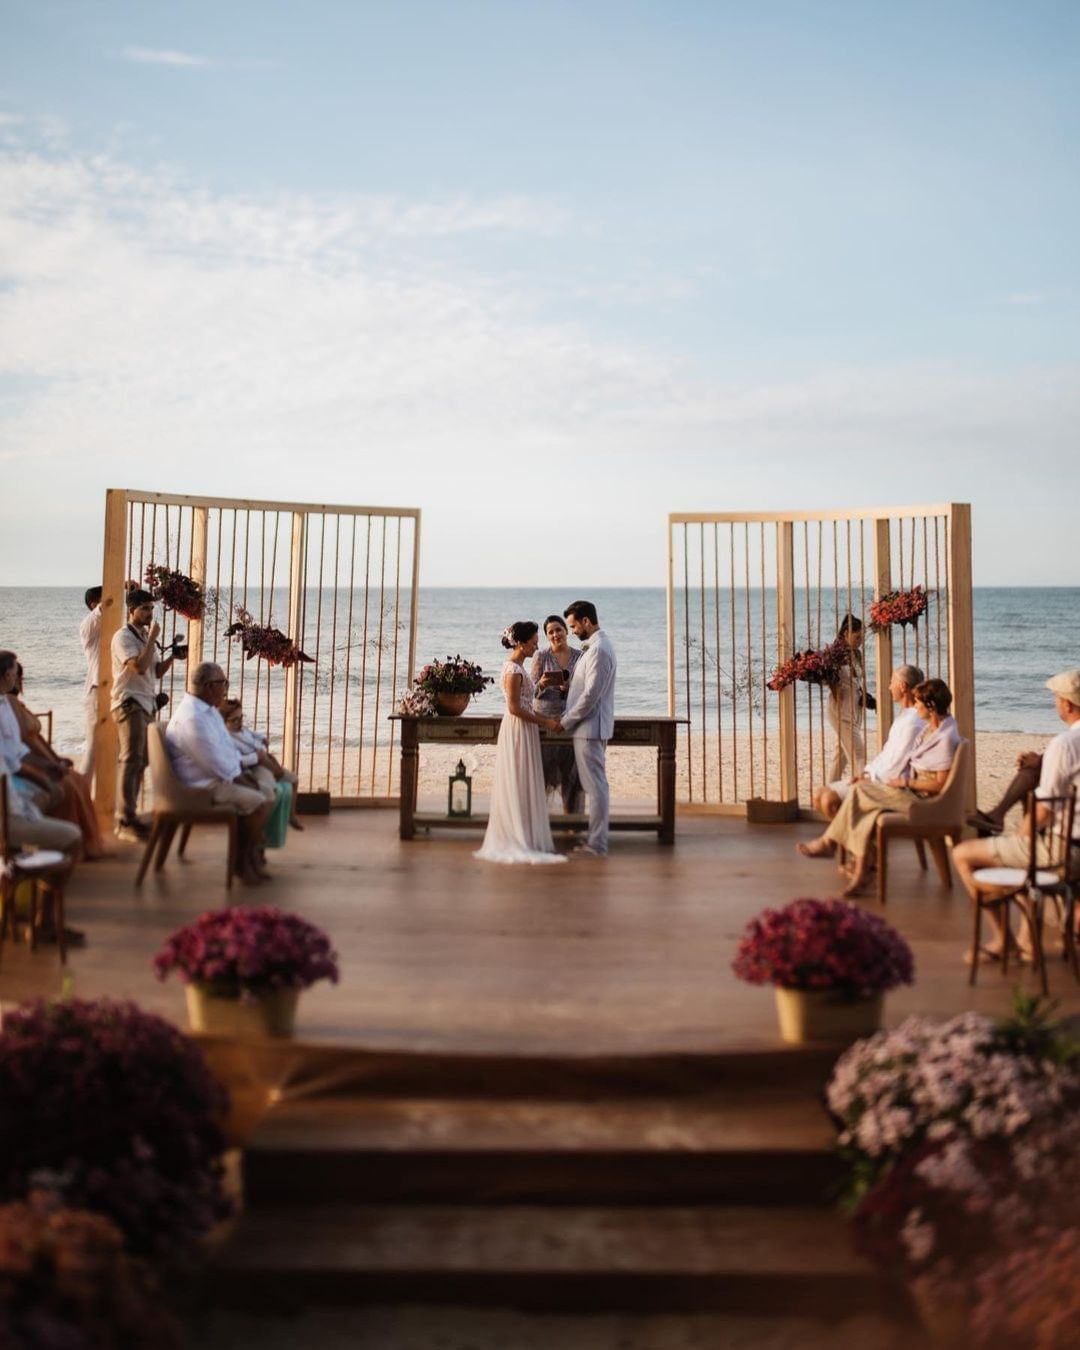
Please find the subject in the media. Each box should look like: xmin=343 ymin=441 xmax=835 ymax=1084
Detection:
xmin=969 ymin=788 xmax=1078 ymax=995
xmin=875 ymin=739 xmax=971 ymax=905
xmin=0 ymin=775 xmax=75 ymax=964
xmin=135 ymin=726 xmax=238 ymax=890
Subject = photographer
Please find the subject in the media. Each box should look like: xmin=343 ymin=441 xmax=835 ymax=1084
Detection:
xmin=110 ymin=589 xmax=177 ymax=842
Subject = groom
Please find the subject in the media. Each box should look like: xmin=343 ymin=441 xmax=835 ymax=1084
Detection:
xmin=558 ymin=600 xmax=617 ymax=858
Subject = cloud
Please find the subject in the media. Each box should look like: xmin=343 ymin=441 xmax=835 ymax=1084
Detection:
xmin=119 ymin=46 xmax=216 ymax=69
xmin=1002 ymin=291 xmax=1046 ymax=306
xmin=0 ymin=128 xmax=1076 ymax=585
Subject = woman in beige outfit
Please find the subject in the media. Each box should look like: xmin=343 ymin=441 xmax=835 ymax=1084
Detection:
xmin=800 ymin=678 xmax=959 ymax=898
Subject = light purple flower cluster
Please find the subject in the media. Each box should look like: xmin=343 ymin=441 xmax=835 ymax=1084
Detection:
xmin=826 ymin=1012 xmax=1080 ymax=1187
xmin=732 ymin=898 xmax=915 ymax=996
xmin=0 ymin=998 xmax=229 ymax=1258
xmin=153 ymin=906 xmax=340 ymax=998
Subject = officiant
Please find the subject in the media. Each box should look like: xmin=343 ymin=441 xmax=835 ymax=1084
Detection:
xmin=530 ymin=615 xmax=584 ymax=813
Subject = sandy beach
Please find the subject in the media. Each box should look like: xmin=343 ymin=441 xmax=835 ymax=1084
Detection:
xmin=413 ymin=729 xmax=1050 ymax=823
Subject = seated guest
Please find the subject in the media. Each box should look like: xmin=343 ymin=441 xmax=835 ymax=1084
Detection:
xmin=221 ymin=697 xmax=302 ymax=830
xmin=808 ymin=664 xmax=925 ymax=827
xmin=954 ymin=669 xmax=1080 ymax=963
xmin=967 ymin=751 xmax=1044 ymax=837
xmin=4 ymin=657 xmax=108 ymax=860
xmin=799 ymin=678 xmax=960 ymax=898
xmin=165 ymin=662 xmax=276 ymax=884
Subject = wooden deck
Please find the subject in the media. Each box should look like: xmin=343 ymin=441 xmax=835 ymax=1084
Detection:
xmin=3 ymin=810 xmax=1076 ymax=1048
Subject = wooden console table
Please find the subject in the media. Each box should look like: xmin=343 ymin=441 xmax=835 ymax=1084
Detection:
xmin=391 ymin=716 xmax=686 ymax=844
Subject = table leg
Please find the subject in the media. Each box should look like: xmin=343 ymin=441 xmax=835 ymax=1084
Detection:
xmin=659 ymin=726 xmax=676 ymax=844
xmin=400 ymin=723 xmax=418 ymax=841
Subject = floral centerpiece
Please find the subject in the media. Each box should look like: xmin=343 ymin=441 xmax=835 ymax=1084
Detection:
xmin=868 ymin=585 xmax=931 ymax=633
xmin=397 ymin=685 xmax=438 ymax=718
xmin=0 ymin=998 xmax=230 ymax=1258
xmin=767 ymin=637 xmax=850 ymax=692
xmin=406 ymin=654 xmax=494 ymax=716
xmin=224 ymin=605 xmax=313 ymax=667
xmin=733 ymin=898 xmax=914 ymax=1043
xmin=153 ymin=906 xmax=340 ymax=1038
xmin=0 ymin=1193 xmax=178 ymax=1348
xmin=144 ymin=563 xmax=207 ymax=621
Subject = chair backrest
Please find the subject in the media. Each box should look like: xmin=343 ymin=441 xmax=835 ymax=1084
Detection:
xmin=0 ymin=774 xmax=12 ymax=862
xmin=1021 ymin=787 xmax=1077 ymax=887
xmin=907 ymin=738 xmax=970 ymax=825
xmin=147 ymin=724 xmax=214 ymax=813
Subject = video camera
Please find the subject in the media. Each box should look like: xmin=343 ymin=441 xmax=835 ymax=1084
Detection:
xmin=158 ymin=632 xmax=189 ymax=662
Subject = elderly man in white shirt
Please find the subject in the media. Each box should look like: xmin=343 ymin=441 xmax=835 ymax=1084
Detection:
xmin=166 ymin=661 xmax=276 ymax=883
xmin=811 ymin=664 xmax=926 ymax=826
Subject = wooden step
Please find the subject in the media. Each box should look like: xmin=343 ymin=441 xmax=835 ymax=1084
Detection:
xmin=210 ymin=1203 xmax=894 ymax=1316
xmin=243 ymin=1087 xmax=840 ymax=1205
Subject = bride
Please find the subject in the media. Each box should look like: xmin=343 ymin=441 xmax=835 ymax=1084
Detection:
xmin=475 ymin=621 xmax=566 ymax=865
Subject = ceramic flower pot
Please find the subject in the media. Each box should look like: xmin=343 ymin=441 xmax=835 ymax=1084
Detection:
xmin=435 ymin=692 xmax=470 ymax=717
xmin=774 ymin=987 xmax=883 ymax=1045
xmin=185 ymin=985 xmax=300 ymax=1038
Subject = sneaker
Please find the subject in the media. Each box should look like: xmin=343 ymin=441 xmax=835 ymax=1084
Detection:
xmin=966 ymin=810 xmax=1003 ymax=837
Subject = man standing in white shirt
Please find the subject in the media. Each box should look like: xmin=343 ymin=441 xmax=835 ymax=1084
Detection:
xmin=811 ymin=665 xmax=926 ymax=824
xmin=110 ymin=589 xmax=174 ymax=842
xmin=166 ymin=662 xmax=276 ymax=883
xmin=955 ymin=668 xmax=1080 ymax=961
xmin=559 ymin=600 xmax=617 ymax=858
xmin=79 ymin=587 xmax=103 ymax=780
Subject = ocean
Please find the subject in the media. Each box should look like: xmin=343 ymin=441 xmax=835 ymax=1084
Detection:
xmin=0 ymin=587 xmax=1076 ymax=758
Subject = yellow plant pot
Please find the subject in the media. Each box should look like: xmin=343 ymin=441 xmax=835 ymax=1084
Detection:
xmin=185 ymin=985 xmax=300 ymax=1038
xmin=909 ymin=1276 xmax=970 ymax=1345
xmin=774 ymin=987 xmax=883 ymax=1045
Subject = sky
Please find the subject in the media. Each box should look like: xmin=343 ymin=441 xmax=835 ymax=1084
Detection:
xmin=1 ymin=0 xmax=1078 ymax=586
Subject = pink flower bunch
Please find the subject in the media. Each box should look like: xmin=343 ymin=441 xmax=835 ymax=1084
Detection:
xmin=826 ymin=1010 xmax=1080 ymax=1196
xmin=767 ymin=637 xmax=850 ymax=692
xmin=0 ymin=999 xmax=229 ymax=1258
xmin=970 ymin=1228 xmax=1080 ymax=1349
xmin=397 ymin=685 xmax=438 ymax=717
xmin=732 ymin=898 xmax=914 ymax=996
xmin=224 ymin=606 xmax=313 ymax=667
xmin=868 ymin=585 xmax=930 ymax=633
xmin=852 ymin=1134 xmax=1040 ymax=1280
xmin=144 ymin=563 xmax=206 ymax=621
xmin=415 ymin=655 xmax=493 ymax=698
xmin=153 ymin=905 xmax=340 ymax=997
xmin=0 ymin=1192 xmax=179 ymax=1348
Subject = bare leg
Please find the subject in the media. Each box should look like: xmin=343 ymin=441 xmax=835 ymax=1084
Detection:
xmin=984 ymin=764 xmax=1041 ymax=828
xmin=797 ymin=835 xmax=836 ymax=859
xmin=954 ymin=837 xmax=1013 ymax=954
xmin=840 ymin=854 xmax=871 ymax=897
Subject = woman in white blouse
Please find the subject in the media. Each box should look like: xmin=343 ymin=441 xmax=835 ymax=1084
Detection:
xmin=799 ymin=678 xmax=960 ymax=898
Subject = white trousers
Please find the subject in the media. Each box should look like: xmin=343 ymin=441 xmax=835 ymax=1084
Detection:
xmin=573 ymin=737 xmax=610 ymax=854
xmin=80 ymin=688 xmax=98 ymax=779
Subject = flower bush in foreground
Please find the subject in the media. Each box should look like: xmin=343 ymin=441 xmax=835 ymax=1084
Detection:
xmin=0 ymin=999 xmax=229 ymax=1258
xmin=0 ymin=1193 xmax=178 ymax=1349
xmin=826 ymin=1000 xmax=1080 ymax=1203
xmin=970 ymin=1228 xmax=1080 ymax=1350
xmin=153 ymin=906 xmax=340 ymax=999
xmin=732 ymin=899 xmax=915 ymax=997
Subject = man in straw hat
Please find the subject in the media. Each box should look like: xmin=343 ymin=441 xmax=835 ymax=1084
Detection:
xmin=954 ymin=669 xmax=1080 ymax=962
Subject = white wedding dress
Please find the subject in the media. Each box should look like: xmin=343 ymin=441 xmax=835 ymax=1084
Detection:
xmin=475 ymin=660 xmax=566 ymax=865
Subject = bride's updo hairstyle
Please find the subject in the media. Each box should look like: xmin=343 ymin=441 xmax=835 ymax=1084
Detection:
xmin=501 ymin=620 xmax=539 ymax=649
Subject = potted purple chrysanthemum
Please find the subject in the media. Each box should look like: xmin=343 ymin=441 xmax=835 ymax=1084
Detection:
xmin=153 ymin=906 xmax=340 ymax=1038
xmin=732 ymin=898 xmax=914 ymax=1044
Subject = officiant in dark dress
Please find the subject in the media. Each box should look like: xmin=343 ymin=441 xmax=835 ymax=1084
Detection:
xmin=530 ymin=615 xmax=584 ymax=813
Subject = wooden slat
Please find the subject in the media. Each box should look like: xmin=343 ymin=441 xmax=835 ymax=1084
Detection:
xmin=947 ymin=503 xmax=976 ymax=809
xmin=108 ymin=487 xmax=420 ymax=518
xmin=669 ymin=504 xmax=956 ymax=525
xmin=872 ymin=518 xmax=894 ymax=752
xmin=93 ymin=488 xmax=130 ymax=822
xmin=775 ymin=523 xmax=796 ymax=803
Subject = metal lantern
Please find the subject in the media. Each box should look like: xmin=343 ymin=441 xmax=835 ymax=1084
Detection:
xmin=448 ymin=758 xmax=472 ymax=817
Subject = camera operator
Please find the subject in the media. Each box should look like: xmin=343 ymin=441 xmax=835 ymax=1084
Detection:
xmin=110 ymin=588 xmax=177 ymax=842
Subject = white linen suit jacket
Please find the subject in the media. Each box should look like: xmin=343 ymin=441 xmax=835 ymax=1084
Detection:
xmin=561 ymin=631 xmax=617 ymax=741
